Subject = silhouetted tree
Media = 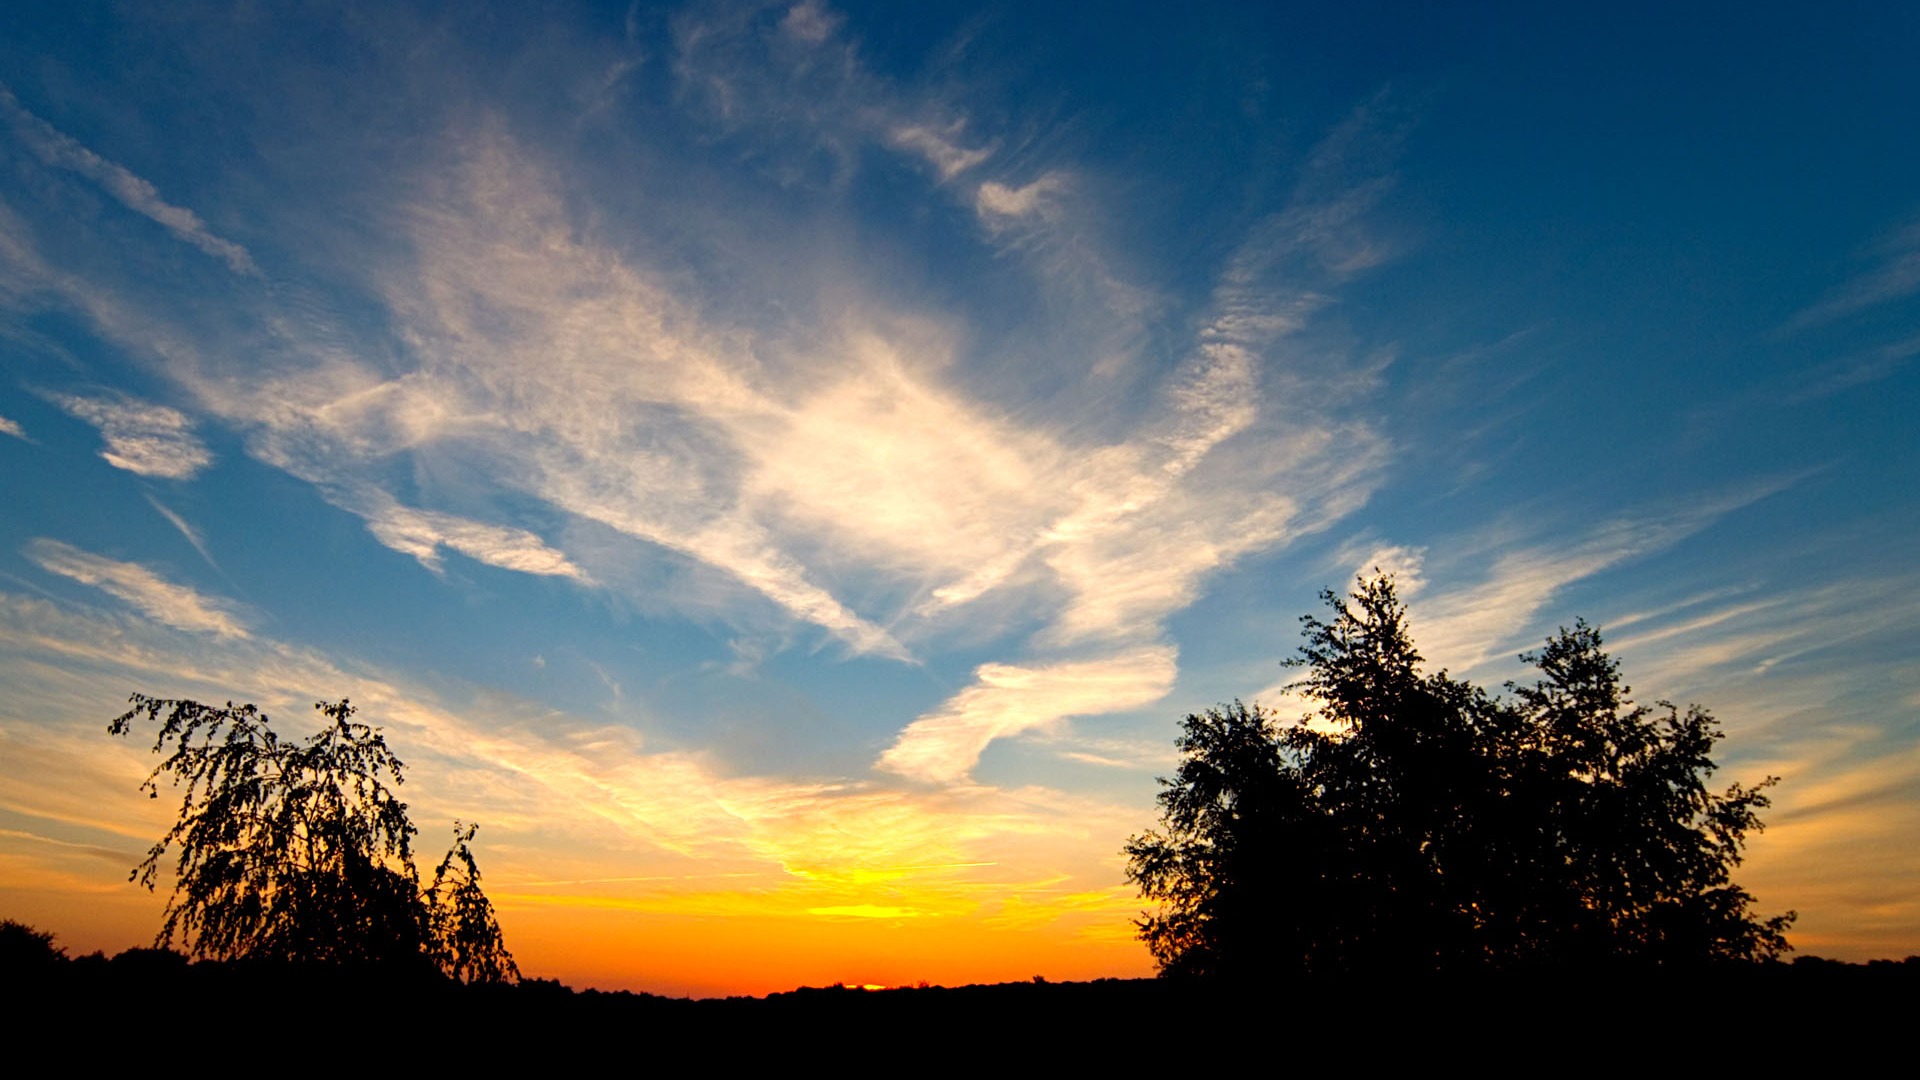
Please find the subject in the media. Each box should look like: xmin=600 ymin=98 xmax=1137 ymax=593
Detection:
xmin=110 ymin=694 xmax=518 ymax=982
xmin=0 ymin=919 xmax=67 ymax=973
xmin=427 ymin=822 xmax=518 ymax=985
xmin=1125 ymin=574 xmax=1792 ymax=979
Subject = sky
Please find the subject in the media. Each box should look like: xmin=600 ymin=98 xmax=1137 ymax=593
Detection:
xmin=1 ymin=1 xmax=1916 ymax=996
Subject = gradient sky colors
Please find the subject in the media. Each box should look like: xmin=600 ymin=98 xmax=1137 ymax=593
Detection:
xmin=2 ymin=2 xmax=1916 ymax=996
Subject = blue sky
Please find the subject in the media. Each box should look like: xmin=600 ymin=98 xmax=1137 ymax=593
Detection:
xmin=1 ymin=1 xmax=1916 ymax=991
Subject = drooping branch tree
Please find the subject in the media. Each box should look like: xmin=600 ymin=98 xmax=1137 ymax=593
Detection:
xmin=110 ymin=694 xmax=517 ymax=982
xmin=427 ymin=822 xmax=520 ymax=985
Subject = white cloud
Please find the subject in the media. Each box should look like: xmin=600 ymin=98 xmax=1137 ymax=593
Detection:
xmin=52 ymin=393 xmax=212 ymax=479
xmin=672 ymin=1 xmax=995 ymax=188
xmin=0 ymin=415 xmax=24 ymax=440
xmin=975 ymin=173 xmax=1068 ymax=222
xmin=1021 ymin=221 xmax=1389 ymax=646
xmin=1246 ymin=484 xmax=1809 ymax=707
xmin=889 ymin=123 xmax=995 ymax=181
xmin=1042 ymin=486 xmax=1293 ymax=647
xmin=1599 ymin=572 xmax=1920 ymax=702
xmin=1375 ymin=482 xmax=1799 ymax=676
xmin=879 ymin=645 xmax=1179 ymax=785
xmin=362 ymin=498 xmax=588 ymax=581
xmin=25 ymin=538 xmax=247 ymax=638
xmin=0 ymin=84 xmax=259 ymax=276
xmin=640 ymin=19 xmax=1399 ymax=673
xmin=780 ymin=1 xmax=839 ymax=45
xmin=1413 ymin=544 xmax=1642 ymax=673
xmin=1347 ymin=543 xmax=1427 ymax=598
xmin=132 ymin=131 xmax=906 ymax=655
xmin=737 ymin=331 xmax=1064 ymax=585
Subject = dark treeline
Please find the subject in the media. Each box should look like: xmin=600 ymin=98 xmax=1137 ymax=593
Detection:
xmin=5 ymin=930 xmax=1915 ymax=1058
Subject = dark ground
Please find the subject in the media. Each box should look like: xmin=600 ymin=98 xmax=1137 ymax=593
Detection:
xmin=9 ymin=947 xmax=1913 ymax=1064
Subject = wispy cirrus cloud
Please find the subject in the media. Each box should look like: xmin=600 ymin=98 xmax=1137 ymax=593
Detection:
xmin=142 ymin=494 xmax=219 ymax=572
xmin=1574 ymin=570 xmax=1920 ymax=957
xmin=362 ymin=497 xmax=588 ymax=581
xmin=883 ymin=146 xmax=1397 ymax=780
xmin=1247 ymin=479 xmax=1806 ymax=706
xmin=5 ymin=6 xmax=1407 ymax=778
xmin=24 ymin=538 xmax=247 ymax=638
xmin=672 ymin=0 xmax=1001 ymax=191
xmin=778 ymin=0 xmax=838 ymax=44
xmin=51 ymin=392 xmax=212 ymax=479
xmin=0 ymin=83 xmax=259 ymax=276
xmin=1787 ymin=217 xmax=1920 ymax=331
xmin=1412 ymin=499 xmax=1794 ymax=676
xmin=172 ymin=129 xmax=919 ymax=658
xmin=1440 ymin=476 xmax=1799 ymax=669
xmin=1601 ymin=571 xmax=1920 ymax=702
xmin=173 ymin=118 xmax=1330 ymax=665
xmin=879 ymin=645 xmax=1179 ymax=785
xmin=0 ymin=415 xmax=25 ymax=440
xmin=974 ymin=174 xmax=1069 ymax=223
xmin=1785 ymin=333 xmax=1920 ymax=402
xmin=889 ymin=121 xmax=995 ymax=181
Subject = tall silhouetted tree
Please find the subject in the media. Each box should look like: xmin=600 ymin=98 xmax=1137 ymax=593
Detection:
xmin=1125 ymin=574 xmax=1792 ymax=978
xmin=110 ymin=694 xmax=519 ymax=983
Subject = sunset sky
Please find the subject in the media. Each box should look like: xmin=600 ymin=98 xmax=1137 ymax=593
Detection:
xmin=2 ymin=1 xmax=1916 ymax=996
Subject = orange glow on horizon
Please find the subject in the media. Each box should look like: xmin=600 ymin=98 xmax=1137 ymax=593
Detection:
xmin=486 ymin=868 xmax=1155 ymax=996
xmin=500 ymin=899 xmax=1154 ymax=998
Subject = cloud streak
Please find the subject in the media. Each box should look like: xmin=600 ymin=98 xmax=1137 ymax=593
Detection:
xmin=1405 ymin=485 xmax=1800 ymax=675
xmin=880 ymin=646 xmax=1179 ymax=785
xmin=24 ymin=539 xmax=247 ymax=638
xmin=0 ymin=84 xmax=259 ymax=276
xmin=142 ymin=494 xmax=220 ymax=572
xmin=1787 ymin=218 xmax=1920 ymax=331
xmin=52 ymin=393 xmax=212 ymax=479
xmin=975 ymin=174 xmax=1069 ymax=223
xmin=362 ymin=498 xmax=588 ymax=581
xmin=890 ymin=122 xmax=994 ymax=180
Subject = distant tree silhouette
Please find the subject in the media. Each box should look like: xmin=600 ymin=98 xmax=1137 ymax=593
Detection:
xmin=110 ymin=694 xmax=519 ymax=982
xmin=0 ymin=919 xmax=67 ymax=973
xmin=1125 ymin=574 xmax=1793 ymax=979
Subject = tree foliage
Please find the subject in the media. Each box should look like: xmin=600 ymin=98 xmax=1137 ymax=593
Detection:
xmin=427 ymin=822 xmax=518 ymax=985
xmin=0 ymin=918 xmax=67 ymax=971
xmin=110 ymin=694 xmax=518 ymax=983
xmin=1125 ymin=574 xmax=1793 ymax=979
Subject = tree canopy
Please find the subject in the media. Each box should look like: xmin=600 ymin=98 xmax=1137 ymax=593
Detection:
xmin=1125 ymin=574 xmax=1793 ymax=979
xmin=110 ymin=694 xmax=518 ymax=983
